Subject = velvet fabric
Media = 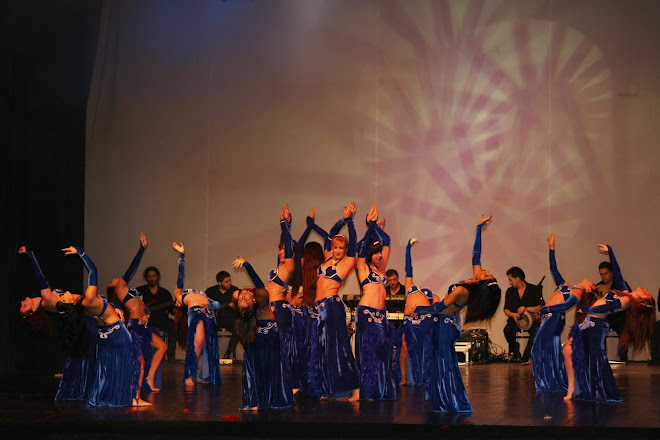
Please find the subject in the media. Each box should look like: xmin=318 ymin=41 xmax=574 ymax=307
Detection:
xmin=55 ymin=317 xmax=98 ymax=401
xmin=570 ymin=317 xmax=622 ymax=402
xmin=308 ymin=296 xmax=359 ymax=398
xmin=531 ymin=311 xmax=568 ymax=392
xmin=127 ymin=319 xmax=162 ymax=392
xmin=184 ymin=306 xmax=222 ymax=384
xmin=291 ymin=305 xmax=313 ymax=393
xmin=393 ymin=313 xmax=434 ymax=386
xmin=240 ymin=319 xmax=294 ymax=409
xmin=87 ymin=320 xmax=136 ymax=407
xmin=424 ymin=315 xmax=473 ymax=413
xmin=354 ymin=305 xmax=397 ymax=400
xmin=271 ymin=300 xmax=296 ymax=389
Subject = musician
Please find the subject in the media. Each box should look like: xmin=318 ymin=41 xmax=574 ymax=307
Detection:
xmin=503 ymin=267 xmax=543 ymax=363
xmin=596 ymin=261 xmax=632 ymax=362
xmin=205 ymin=271 xmax=239 ymax=360
xmin=138 ymin=266 xmax=176 ymax=362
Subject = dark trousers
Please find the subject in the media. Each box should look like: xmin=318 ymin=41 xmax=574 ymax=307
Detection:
xmin=504 ymin=319 xmax=540 ymax=360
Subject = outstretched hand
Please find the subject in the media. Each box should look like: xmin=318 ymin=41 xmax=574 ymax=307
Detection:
xmin=343 ymin=202 xmax=357 ymax=219
xmin=309 ymin=208 xmax=315 ymax=219
xmin=478 ymin=214 xmax=492 ymax=225
xmin=18 ymin=246 xmax=27 ymax=254
xmin=409 ymin=238 xmax=419 ymax=247
xmin=140 ymin=232 xmax=148 ymax=248
xmin=366 ymin=204 xmax=378 ymax=222
xmin=597 ymin=243 xmax=609 ymax=254
xmin=173 ymin=242 xmax=184 ymax=254
xmin=280 ymin=204 xmax=291 ymax=222
xmin=547 ymin=232 xmax=555 ymax=250
xmin=61 ymin=246 xmax=78 ymax=256
xmin=377 ymin=218 xmax=386 ymax=230
xmin=232 ymin=255 xmax=246 ymax=268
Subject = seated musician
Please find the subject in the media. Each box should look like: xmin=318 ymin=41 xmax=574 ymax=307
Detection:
xmin=503 ymin=266 xmax=543 ymax=363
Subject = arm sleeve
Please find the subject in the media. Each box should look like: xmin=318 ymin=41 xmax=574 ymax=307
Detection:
xmin=358 ymin=221 xmax=376 ymax=258
xmin=297 ymin=217 xmax=314 ymax=259
xmin=324 ymin=218 xmax=346 ymax=251
xmin=405 ymin=239 xmax=413 ymax=278
xmin=372 ymin=224 xmax=391 ymax=247
xmin=25 ymin=248 xmax=50 ymax=290
xmin=607 ymin=245 xmax=626 ymax=291
xmin=414 ymin=301 xmax=448 ymax=315
xmin=346 ymin=218 xmax=357 ymax=257
xmin=540 ymin=295 xmax=578 ymax=314
xmin=243 ymin=261 xmax=265 ymax=289
xmin=75 ymin=247 xmax=98 ymax=287
xmin=122 ymin=243 xmax=145 ymax=282
xmin=472 ymin=223 xmax=484 ymax=266
xmin=280 ymin=220 xmax=294 ymax=259
xmin=549 ymin=249 xmax=565 ymax=286
xmin=582 ymin=297 xmax=623 ymax=314
xmin=176 ymin=253 xmax=185 ymax=289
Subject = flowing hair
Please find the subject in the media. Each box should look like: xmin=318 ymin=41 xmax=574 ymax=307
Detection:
xmin=575 ymin=289 xmax=599 ymax=325
xmin=233 ymin=288 xmax=259 ymax=346
xmin=56 ymin=298 xmax=89 ymax=359
xmin=616 ymin=290 xmax=656 ymax=354
xmin=20 ymin=307 xmax=53 ymax=336
xmin=463 ymin=280 xmax=501 ymax=323
xmin=302 ymin=242 xmax=324 ymax=306
xmin=286 ymin=239 xmax=303 ymax=298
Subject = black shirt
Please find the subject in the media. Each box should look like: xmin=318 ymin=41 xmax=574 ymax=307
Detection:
xmin=136 ymin=285 xmax=175 ymax=330
xmin=205 ymin=284 xmax=239 ymax=330
xmin=504 ymin=283 xmax=544 ymax=323
xmin=386 ymin=283 xmax=405 ymax=296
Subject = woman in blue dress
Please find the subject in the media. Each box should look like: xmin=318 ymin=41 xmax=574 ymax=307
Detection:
xmin=564 ymin=244 xmax=655 ymax=402
xmin=531 ymin=233 xmax=597 ymax=393
xmin=172 ymin=242 xmax=222 ymax=386
xmin=352 ymin=205 xmax=397 ymax=401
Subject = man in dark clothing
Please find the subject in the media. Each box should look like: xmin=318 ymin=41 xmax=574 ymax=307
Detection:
xmin=137 ymin=266 xmax=176 ymax=362
xmin=503 ymin=267 xmax=544 ymax=363
xmin=595 ymin=261 xmax=632 ymax=362
xmin=205 ymin=270 xmax=239 ymax=360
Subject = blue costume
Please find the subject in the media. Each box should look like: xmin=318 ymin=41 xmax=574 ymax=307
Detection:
xmin=569 ymin=245 xmax=625 ymax=402
xmin=176 ymin=252 xmax=222 ymax=385
xmin=22 ymin=248 xmax=99 ymax=401
xmin=308 ymin=216 xmax=359 ymax=398
xmin=239 ymin=260 xmax=294 ymax=409
xmin=531 ymin=246 xmax=574 ymax=392
xmin=354 ymin=221 xmax=397 ymax=400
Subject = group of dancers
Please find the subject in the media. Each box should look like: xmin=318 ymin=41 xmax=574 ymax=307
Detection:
xmin=17 ymin=203 xmax=655 ymax=412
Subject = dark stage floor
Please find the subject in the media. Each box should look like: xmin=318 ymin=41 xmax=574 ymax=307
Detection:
xmin=2 ymin=361 xmax=660 ymax=439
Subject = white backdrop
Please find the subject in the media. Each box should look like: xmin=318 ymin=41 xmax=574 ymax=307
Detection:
xmin=85 ymin=0 xmax=660 ymax=357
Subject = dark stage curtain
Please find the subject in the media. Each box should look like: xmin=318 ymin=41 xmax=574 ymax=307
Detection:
xmin=1 ymin=0 xmax=102 ymax=375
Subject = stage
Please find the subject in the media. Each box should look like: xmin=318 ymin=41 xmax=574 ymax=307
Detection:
xmin=1 ymin=361 xmax=659 ymax=439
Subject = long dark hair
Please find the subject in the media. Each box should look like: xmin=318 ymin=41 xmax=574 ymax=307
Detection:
xmin=575 ymin=289 xmax=599 ymax=325
xmin=174 ymin=303 xmax=188 ymax=349
xmin=234 ymin=288 xmax=259 ymax=346
xmin=20 ymin=308 xmax=53 ymax=336
xmin=287 ymin=240 xmax=303 ymax=298
xmin=463 ymin=280 xmax=501 ymax=323
xmin=617 ymin=290 xmax=656 ymax=354
xmin=56 ymin=298 xmax=89 ymax=358
xmin=302 ymin=242 xmax=324 ymax=306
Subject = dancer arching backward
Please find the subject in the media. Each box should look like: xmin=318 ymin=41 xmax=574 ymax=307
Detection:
xmin=445 ymin=215 xmax=502 ymax=325
xmin=232 ymin=255 xmax=295 ymax=410
xmin=531 ymin=233 xmax=597 ymax=393
xmin=351 ymin=205 xmax=397 ymax=401
xmin=107 ymin=233 xmax=167 ymax=393
xmin=18 ymin=246 xmax=98 ymax=402
xmin=172 ymin=243 xmax=222 ymax=386
xmin=287 ymin=208 xmax=325 ymax=395
xmin=60 ymin=246 xmax=149 ymax=407
xmin=309 ymin=202 xmax=360 ymax=399
xmin=564 ymin=244 xmax=655 ymax=402
xmin=393 ymin=238 xmax=437 ymax=387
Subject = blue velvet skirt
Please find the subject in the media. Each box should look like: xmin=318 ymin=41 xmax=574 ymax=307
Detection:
xmin=127 ymin=319 xmax=162 ymax=392
xmin=291 ymin=305 xmax=313 ymax=392
xmin=271 ymin=300 xmax=296 ymax=389
xmin=241 ymin=320 xmax=295 ymax=409
xmin=532 ymin=311 xmax=568 ymax=392
xmin=185 ymin=306 xmax=222 ymax=384
xmin=354 ymin=305 xmax=397 ymax=400
xmin=87 ymin=321 xmax=136 ymax=407
xmin=394 ymin=313 xmax=434 ymax=386
xmin=56 ymin=317 xmax=98 ymax=401
xmin=569 ymin=317 xmax=622 ymax=402
xmin=424 ymin=315 xmax=473 ymax=413
xmin=308 ymin=296 xmax=359 ymax=398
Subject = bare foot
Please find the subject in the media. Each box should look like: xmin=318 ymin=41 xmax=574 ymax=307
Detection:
xmin=563 ymin=388 xmax=573 ymax=401
xmin=146 ymin=377 xmax=160 ymax=392
xmin=292 ymin=388 xmax=300 ymax=395
xmin=348 ymin=389 xmax=360 ymax=402
xmin=133 ymin=398 xmax=152 ymax=407
xmin=241 ymin=406 xmax=258 ymax=412
xmin=184 ymin=378 xmax=195 ymax=387
xmin=399 ymin=381 xmax=406 ymax=386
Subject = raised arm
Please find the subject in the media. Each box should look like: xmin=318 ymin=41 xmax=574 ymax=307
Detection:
xmin=297 ymin=209 xmax=316 ymax=259
xmin=122 ymin=232 xmax=147 ymax=282
xmin=373 ymin=218 xmax=391 ymax=269
xmin=357 ymin=205 xmax=378 ymax=274
xmin=232 ymin=255 xmax=265 ymax=290
xmin=279 ymin=204 xmax=295 ymax=276
xmin=547 ymin=233 xmax=566 ymax=286
xmin=598 ymin=244 xmax=626 ymax=291
xmin=471 ymin=214 xmax=492 ymax=276
xmin=404 ymin=238 xmax=418 ymax=292
xmin=172 ymin=242 xmax=185 ymax=304
xmin=62 ymin=246 xmax=101 ymax=313
xmin=540 ymin=279 xmax=595 ymax=314
xmin=18 ymin=246 xmax=60 ymax=308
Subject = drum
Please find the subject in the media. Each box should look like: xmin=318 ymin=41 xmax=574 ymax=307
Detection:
xmin=517 ymin=310 xmax=541 ymax=331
